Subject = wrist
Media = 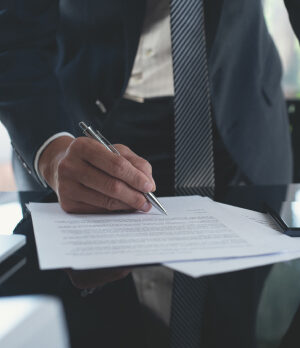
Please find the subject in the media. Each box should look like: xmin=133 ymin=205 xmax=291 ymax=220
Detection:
xmin=38 ymin=136 xmax=74 ymax=191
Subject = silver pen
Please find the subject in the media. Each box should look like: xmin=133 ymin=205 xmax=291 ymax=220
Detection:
xmin=79 ymin=121 xmax=167 ymax=215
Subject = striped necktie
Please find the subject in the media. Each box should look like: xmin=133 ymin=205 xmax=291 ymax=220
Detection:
xmin=170 ymin=1 xmax=213 ymax=347
xmin=170 ymin=0 xmax=214 ymax=189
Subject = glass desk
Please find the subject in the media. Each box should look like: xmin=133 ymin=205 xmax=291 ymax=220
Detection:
xmin=1 ymin=186 xmax=300 ymax=348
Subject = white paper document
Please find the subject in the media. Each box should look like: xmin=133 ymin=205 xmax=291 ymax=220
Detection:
xmin=28 ymin=196 xmax=296 ymax=270
xmin=165 ymin=200 xmax=300 ymax=277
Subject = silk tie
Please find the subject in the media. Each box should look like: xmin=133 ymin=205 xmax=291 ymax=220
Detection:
xmin=170 ymin=0 xmax=214 ymax=347
xmin=170 ymin=0 xmax=214 ymax=189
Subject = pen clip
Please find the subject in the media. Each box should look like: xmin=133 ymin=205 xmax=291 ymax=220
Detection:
xmin=95 ymin=130 xmax=120 ymax=155
xmin=79 ymin=122 xmax=110 ymax=151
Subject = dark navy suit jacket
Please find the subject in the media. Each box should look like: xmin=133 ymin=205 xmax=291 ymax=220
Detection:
xmin=0 ymin=0 xmax=299 ymax=185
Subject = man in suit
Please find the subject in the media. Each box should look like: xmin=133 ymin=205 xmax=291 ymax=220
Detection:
xmin=0 ymin=0 xmax=297 ymax=198
xmin=0 ymin=0 xmax=300 ymax=346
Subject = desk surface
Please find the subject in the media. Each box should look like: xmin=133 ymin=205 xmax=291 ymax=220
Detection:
xmin=1 ymin=186 xmax=300 ymax=348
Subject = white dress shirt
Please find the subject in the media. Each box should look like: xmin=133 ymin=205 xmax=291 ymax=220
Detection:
xmin=124 ymin=0 xmax=174 ymax=101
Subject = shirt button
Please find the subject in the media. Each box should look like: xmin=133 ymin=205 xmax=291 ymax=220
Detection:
xmin=145 ymin=48 xmax=153 ymax=57
xmin=132 ymin=72 xmax=143 ymax=81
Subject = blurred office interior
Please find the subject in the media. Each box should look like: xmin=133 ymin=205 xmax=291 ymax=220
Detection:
xmin=0 ymin=0 xmax=300 ymax=190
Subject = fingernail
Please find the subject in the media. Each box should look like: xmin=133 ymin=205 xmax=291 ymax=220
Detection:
xmin=152 ymin=180 xmax=156 ymax=191
xmin=141 ymin=202 xmax=151 ymax=212
xmin=144 ymin=182 xmax=153 ymax=192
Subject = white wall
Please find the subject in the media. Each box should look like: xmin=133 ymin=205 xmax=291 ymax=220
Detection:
xmin=263 ymin=0 xmax=300 ymax=98
xmin=0 ymin=122 xmax=12 ymax=164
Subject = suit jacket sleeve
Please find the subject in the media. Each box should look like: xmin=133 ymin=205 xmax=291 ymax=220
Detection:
xmin=0 ymin=0 xmax=74 ymax=183
xmin=284 ymin=0 xmax=300 ymax=41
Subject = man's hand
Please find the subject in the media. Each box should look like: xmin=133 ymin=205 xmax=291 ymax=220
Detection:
xmin=65 ymin=267 xmax=131 ymax=289
xmin=38 ymin=136 xmax=156 ymax=213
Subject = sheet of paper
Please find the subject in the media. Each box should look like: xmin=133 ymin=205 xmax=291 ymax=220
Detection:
xmin=165 ymin=199 xmax=300 ymax=277
xmin=166 ymin=250 xmax=300 ymax=278
xmin=216 ymin=201 xmax=280 ymax=231
xmin=27 ymin=196 xmax=294 ymax=270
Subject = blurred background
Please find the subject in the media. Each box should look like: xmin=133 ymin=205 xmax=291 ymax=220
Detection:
xmin=0 ymin=0 xmax=300 ymax=190
xmin=0 ymin=125 xmax=15 ymax=191
xmin=263 ymin=0 xmax=300 ymax=99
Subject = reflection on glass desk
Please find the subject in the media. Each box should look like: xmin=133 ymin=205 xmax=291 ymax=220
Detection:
xmin=1 ymin=186 xmax=300 ymax=348
xmin=0 ymin=295 xmax=69 ymax=348
xmin=0 ymin=192 xmax=22 ymax=235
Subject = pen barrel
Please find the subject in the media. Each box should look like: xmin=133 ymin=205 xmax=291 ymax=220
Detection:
xmin=144 ymin=192 xmax=167 ymax=215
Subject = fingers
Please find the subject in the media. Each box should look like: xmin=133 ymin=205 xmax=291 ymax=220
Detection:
xmin=72 ymin=138 xmax=155 ymax=193
xmin=117 ymin=144 xmax=156 ymax=191
xmin=58 ymin=181 xmax=148 ymax=213
xmin=60 ymin=200 xmax=110 ymax=214
xmin=64 ymin=162 xmax=150 ymax=210
xmin=66 ymin=268 xmax=131 ymax=289
xmin=52 ymin=137 xmax=156 ymax=214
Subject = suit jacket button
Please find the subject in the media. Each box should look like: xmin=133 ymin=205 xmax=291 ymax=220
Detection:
xmin=95 ymin=99 xmax=107 ymax=114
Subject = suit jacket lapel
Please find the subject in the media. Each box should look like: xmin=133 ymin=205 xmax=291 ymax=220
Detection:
xmin=122 ymin=0 xmax=146 ymax=89
xmin=120 ymin=0 xmax=223 ymax=91
xmin=121 ymin=0 xmax=224 ymax=60
xmin=204 ymin=0 xmax=224 ymax=56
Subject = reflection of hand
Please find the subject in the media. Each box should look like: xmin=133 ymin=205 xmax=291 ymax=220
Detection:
xmin=38 ymin=136 xmax=156 ymax=213
xmin=65 ymin=268 xmax=132 ymax=289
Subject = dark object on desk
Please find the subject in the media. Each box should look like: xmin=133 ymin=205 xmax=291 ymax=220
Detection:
xmin=266 ymin=201 xmax=300 ymax=237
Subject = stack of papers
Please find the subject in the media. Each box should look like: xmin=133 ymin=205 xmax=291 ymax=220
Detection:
xmin=27 ymin=196 xmax=300 ymax=277
xmin=165 ymin=200 xmax=300 ymax=277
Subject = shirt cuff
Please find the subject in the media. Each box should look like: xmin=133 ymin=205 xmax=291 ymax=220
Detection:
xmin=34 ymin=132 xmax=75 ymax=188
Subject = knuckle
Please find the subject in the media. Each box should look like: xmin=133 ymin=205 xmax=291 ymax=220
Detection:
xmin=112 ymin=157 xmax=128 ymax=177
xmin=80 ymin=170 xmax=90 ymax=185
xmin=57 ymin=159 xmax=71 ymax=177
xmin=120 ymin=270 xmax=130 ymax=278
xmin=71 ymin=279 xmax=84 ymax=289
xmin=76 ymin=136 xmax=88 ymax=147
xmin=60 ymin=200 xmax=76 ymax=213
xmin=133 ymin=171 xmax=146 ymax=188
xmin=70 ymin=137 xmax=90 ymax=157
xmin=115 ymin=144 xmax=129 ymax=154
xmin=133 ymin=194 xmax=146 ymax=210
xmin=101 ymin=194 xmax=118 ymax=211
xmin=105 ymin=198 xmax=119 ymax=211
xmin=115 ymin=270 xmax=130 ymax=280
xmin=70 ymin=138 xmax=84 ymax=152
xmin=57 ymin=183 xmax=68 ymax=199
xmin=140 ymin=159 xmax=152 ymax=174
xmin=109 ymin=179 xmax=122 ymax=196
